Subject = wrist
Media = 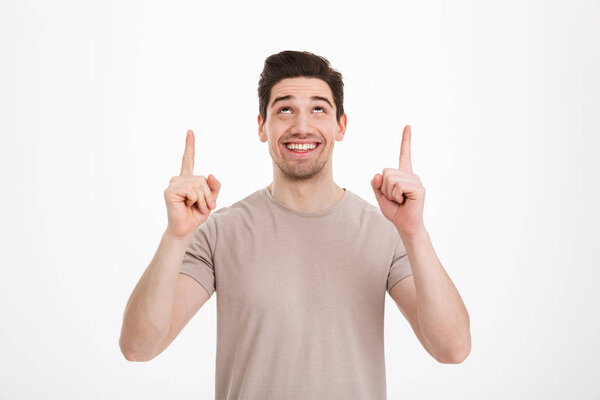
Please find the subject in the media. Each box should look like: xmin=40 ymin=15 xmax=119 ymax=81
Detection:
xmin=397 ymin=225 xmax=429 ymax=244
xmin=163 ymin=228 xmax=194 ymax=245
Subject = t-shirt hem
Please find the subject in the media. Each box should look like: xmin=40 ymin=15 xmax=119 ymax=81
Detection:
xmin=387 ymin=272 xmax=414 ymax=292
xmin=179 ymin=270 xmax=215 ymax=297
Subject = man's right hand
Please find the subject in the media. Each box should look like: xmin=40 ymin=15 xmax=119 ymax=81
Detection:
xmin=164 ymin=130 xmax=221 ymax=239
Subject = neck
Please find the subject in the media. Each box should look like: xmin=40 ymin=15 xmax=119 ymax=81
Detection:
xmin=267 ymin=164 xmax=345 ymax=213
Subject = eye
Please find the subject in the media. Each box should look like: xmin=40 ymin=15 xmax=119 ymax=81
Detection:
xmin=313 ymin=106 xmax=324 ymax=113
xmin=278 ymin=106 xmax=292 ymax=114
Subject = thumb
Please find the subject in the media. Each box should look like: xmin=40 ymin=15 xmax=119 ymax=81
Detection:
xmin=370 ymin=173 xmax=385 ymax=202
xmin=207 ymin=174 xmax=222 ymax=196
xmin=370 ymin=173 xmax=382 ymax=193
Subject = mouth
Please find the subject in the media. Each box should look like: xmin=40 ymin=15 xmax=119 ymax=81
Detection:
xmin=281 ymin=142 xmax=322 ymax=157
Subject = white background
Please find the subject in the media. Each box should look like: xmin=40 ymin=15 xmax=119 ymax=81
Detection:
xmin=1 ymin=1 xmax=599 ymax=399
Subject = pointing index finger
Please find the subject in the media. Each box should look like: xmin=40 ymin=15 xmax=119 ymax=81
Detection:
xmin=399 ymin=125 xmax=412 ymax=171
xmin=180 ymin=130 xmax=195 ymax=176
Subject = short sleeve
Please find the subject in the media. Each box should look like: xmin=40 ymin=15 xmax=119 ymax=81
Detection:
xmin=179 ymin=215 xmax=218 ymax=297
xmin=387 ymin=235 xmax=413 ymax=292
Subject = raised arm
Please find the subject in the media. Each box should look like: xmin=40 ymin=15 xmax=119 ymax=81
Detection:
xmin=119 ymin=130 xmax=221 ymax=361
xmin=372 ymin=125 xmax=471 ymax=364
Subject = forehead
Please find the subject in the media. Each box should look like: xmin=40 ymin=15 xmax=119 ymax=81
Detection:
xmin=269 ymin=77 xmax=333 ymax=106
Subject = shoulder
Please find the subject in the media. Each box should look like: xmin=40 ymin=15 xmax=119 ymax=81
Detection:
xmin=207 ymin=187 xmax=268 ymax=226
xmin=345 ymin=190 xmax=398 ymax=235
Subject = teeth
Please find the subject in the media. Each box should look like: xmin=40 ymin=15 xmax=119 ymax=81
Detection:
xmin=286 ymin=143 xmax=318 ymax=151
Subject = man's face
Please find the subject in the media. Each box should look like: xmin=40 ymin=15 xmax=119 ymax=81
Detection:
xmin=258 ymin=77 xmax=347 ymax=181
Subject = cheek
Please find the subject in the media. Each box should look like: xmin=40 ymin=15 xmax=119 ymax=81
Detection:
xmin=269 ymin=120 xmax=291 ymax=135
xmin=323 ymin=122 xmax=340 ymax=141
xmin=263 ymin=124 xmax=281 ymax=142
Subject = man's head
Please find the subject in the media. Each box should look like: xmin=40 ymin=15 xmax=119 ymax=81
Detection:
xmin=258 ymin=50 xmax=345 ymax=123
xmin=257 ymin=50 xmax=347 ymax=181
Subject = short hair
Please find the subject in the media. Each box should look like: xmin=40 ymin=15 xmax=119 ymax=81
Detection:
xmin=258 ymin=50 xmax=345 ymax=122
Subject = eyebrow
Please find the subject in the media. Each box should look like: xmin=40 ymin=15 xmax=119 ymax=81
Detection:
xmin=270 ymin=95 xmax=334 ymax=109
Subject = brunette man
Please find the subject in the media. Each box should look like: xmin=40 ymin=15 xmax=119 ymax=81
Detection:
xmin=120 ymin=50 xmax=471 ymax=400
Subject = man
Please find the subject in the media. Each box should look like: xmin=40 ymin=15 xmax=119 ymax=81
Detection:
xmin=119 ymin=50 xmax=471 ymax=399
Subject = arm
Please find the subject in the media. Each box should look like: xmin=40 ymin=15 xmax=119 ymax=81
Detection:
xmin=389 ymin=275 xmax=437 ymax=359
xmin=390 ymin=229 xmax=471 ymax=364
xmin=119 ymin=129 xmax=221 ymax=361
xmin=119 ymin=231 xmax=210 ymax=361
xmin=372 ymin=125 xmax=470 ymax=364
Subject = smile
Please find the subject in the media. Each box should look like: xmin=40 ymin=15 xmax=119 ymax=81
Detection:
xmin=282 ymin=142 xmax=321 ymax=157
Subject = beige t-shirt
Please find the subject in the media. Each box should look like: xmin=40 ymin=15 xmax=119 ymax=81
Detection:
xmin=179 ymin=186 xmax=413 ymax=400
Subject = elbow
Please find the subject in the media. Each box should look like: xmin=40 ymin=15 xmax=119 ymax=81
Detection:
xmin=119 ymin=335 xmax=156 ymax=362
xmin=436 ymin=348 xmax=470 ymax=364
xmin=119 ymin=318 xmax=168 ymax=362
xmin=435 ymin=338 xmax=471 ymax=364
xmin=119 ymin=338 xmax=142 ymax=362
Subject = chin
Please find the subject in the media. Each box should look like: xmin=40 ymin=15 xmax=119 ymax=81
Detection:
xmin=278 ymin=161 xmax=328 ymax=181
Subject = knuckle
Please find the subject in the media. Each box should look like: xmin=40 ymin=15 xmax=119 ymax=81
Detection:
xmin=198 ymin=179 xmax=208 ymax=189
xmin=173 ymin=176 xmax=188 ymax=186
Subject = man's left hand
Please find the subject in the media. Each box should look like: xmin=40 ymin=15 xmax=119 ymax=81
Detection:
xmin=371 ymin=125 xmax=426 ymax=238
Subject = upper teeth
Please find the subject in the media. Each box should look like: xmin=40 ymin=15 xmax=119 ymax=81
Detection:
xmin=286 ymin=143 xmax=317 ymax=150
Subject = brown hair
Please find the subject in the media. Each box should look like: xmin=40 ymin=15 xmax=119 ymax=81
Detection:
xmin=258 ymin=50 xmax=345 ymax=122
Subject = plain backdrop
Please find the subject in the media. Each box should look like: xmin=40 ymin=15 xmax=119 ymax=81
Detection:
xmin=1 ymin=1 xmax=599 ymax=399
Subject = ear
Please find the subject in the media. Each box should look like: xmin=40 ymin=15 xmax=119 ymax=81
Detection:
xmin=258 ymin=114 xmax=268 ymax=142
xmin=335 ymin=113 xmax=347 ymax=142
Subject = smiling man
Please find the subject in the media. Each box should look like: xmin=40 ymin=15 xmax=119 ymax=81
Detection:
xmin=119 ymin=50 xmax=471 ymax=399
xmin=259 ymin=74 xmax=346 ymax=211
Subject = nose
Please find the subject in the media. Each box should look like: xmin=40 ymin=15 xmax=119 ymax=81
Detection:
xmin=291 ymin=110 xmax=312 ymax=135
